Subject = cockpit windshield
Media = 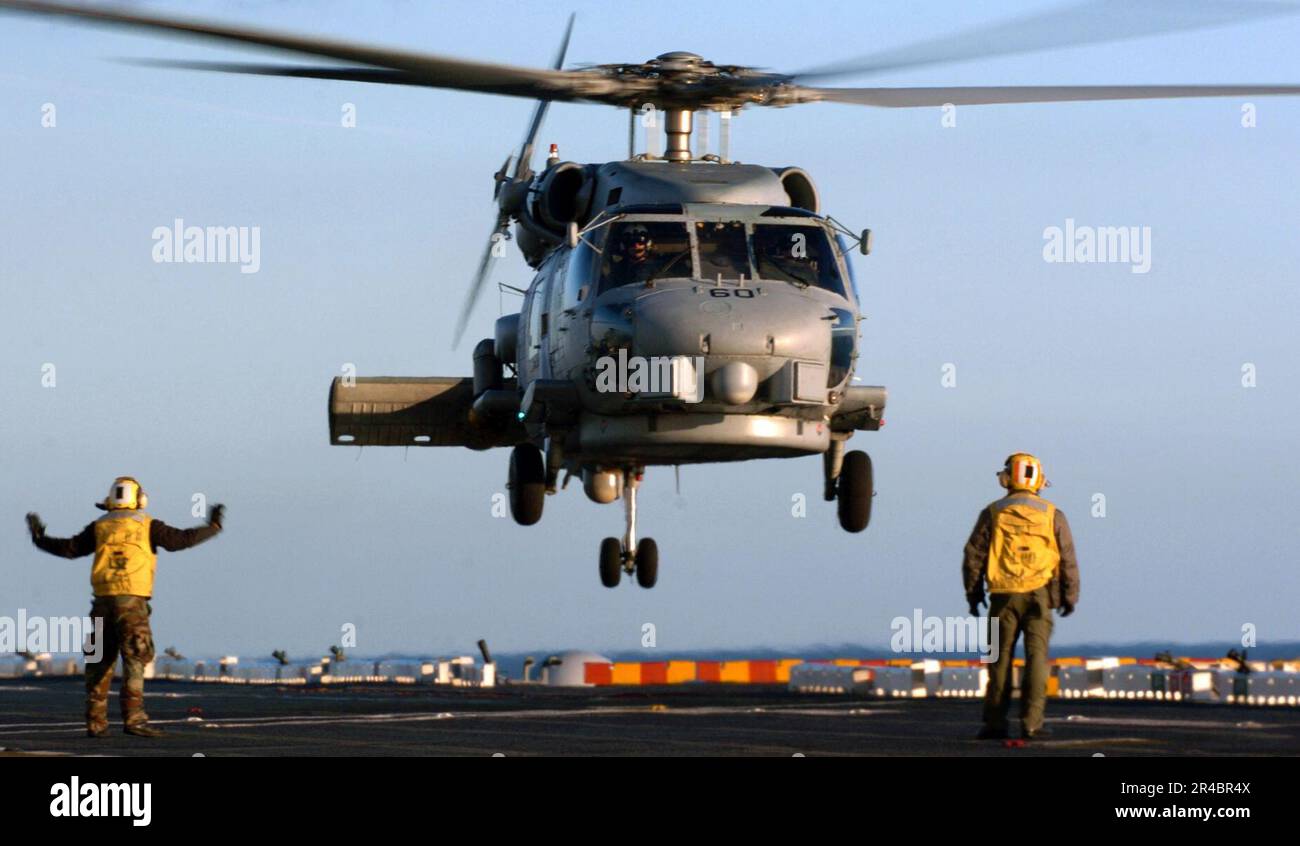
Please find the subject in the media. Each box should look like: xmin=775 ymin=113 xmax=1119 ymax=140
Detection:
xmin=598 ymin=221 xmax=691 ymax=292
xmin=594 ymin=217 xmax=848 ymax=298
xmin=752 ymin=224 xmax=846 ymax=297
xmin=695 ymin=220 xmax=750 ymax=281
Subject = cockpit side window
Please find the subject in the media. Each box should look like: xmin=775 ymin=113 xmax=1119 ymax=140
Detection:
xmin=564 ymin=242 xmax=596 ymax=305
xmin=598 ymin=221 xmax=691 ymax=293
xmin=753 ymin=224 xmax=846 ymax=297
xmin=834 ymin=232 xmax=861 ymax=304
xmin=695 ymin=220 xmax=752 ymax=281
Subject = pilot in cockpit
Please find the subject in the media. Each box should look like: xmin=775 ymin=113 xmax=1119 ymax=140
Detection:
xmin=602 ymin=224 xmax=655 ymax=287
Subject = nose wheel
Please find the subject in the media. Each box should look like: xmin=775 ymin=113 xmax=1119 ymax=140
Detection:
xmin=598 ymin=469 xmax=658 ymax=588
xmin=599 ymin=538 xmax=622 ymax=587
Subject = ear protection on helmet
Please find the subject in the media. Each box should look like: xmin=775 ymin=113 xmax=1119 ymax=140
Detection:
xmin=997 ymin=453 xmax=1048 ymax=494
xmin=98 ymin=476 xmax=147 ymax=511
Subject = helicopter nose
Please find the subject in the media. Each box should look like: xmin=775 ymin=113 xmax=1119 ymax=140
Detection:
xmin=631 ymin=284 xmax=831 ymax=363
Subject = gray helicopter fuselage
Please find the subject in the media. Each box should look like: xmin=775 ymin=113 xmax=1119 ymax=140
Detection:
xmin=504 ymin=159 xmax=875 ymax=469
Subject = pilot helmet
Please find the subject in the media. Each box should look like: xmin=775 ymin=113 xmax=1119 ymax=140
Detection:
xmin=621 ymin=224 xmax=653 ymax=258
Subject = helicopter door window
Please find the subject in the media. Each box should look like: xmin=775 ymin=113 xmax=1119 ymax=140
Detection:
xmin=695 ymin=221 xmax=752 ymax=281
xmin=546 ymin=251 xmax=568 ymax=321
xmin=752 ymin=224 xmax=846 ymax=297
xmin=598 ymin=221 xmax=691 ymax=293
xmin=564 ymin=242 xmax=593 ymax=305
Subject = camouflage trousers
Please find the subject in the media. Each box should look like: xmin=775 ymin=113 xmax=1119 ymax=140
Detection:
xmin=85 ymin=595 xmax=155 ymax=732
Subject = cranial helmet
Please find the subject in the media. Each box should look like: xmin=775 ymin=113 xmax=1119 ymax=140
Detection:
xmin=99 ymin=476 xmax=147 ymax=511
xmin=998 ymin=453 xmax=1047 ymax=494
xmin=621 ymin=224 xmax=652 ymax=256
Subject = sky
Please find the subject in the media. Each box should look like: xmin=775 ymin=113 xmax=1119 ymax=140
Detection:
xmin=1 ymin=0 xmax=1298 ymax=659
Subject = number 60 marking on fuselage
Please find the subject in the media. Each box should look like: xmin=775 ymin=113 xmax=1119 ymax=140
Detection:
xmin=708 ymin=287 xmax=758 ymax=298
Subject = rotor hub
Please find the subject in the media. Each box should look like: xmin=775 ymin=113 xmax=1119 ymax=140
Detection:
xmin=654 ymin=51 xmax=704 ymax=72
xmin=585 ymin=52 xmax=792 ymax=110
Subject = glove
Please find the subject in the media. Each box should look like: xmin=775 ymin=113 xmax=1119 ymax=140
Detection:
xmin=25 ymin=513 xmax=45 ymax=540
xmin=1059 ymin=602 xmax=1075 ymax=617
xmin=208 ymin=503 xmax=226 ymax=529
xmin=967 ymin=594 xmax=986 ymax=617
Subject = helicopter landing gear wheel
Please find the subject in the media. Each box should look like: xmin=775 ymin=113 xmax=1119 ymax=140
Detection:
xmin=596 ymin=467 xmax=659 ymax=588
xmin=508 ymin=443 xmax=545 ymax=526
xmin=635 ymin=538 xmax=658 ymax=588
xmin=599 ymin=537 xmax=622 ymax=588
xmin=837 ymin=450 xmax=873 ymax=533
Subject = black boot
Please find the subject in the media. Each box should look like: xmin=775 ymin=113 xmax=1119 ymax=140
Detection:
xmin=124 ymin=723 xmax=164 ymax=738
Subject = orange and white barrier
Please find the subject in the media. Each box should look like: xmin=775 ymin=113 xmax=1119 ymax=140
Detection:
xmin=579 ymin=656 xmax=1300 ymax=707
xmin=583 ymin=659 xmax=802 ymax=686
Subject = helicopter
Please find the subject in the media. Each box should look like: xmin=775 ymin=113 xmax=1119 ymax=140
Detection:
xmin=6 ymin=1 xmax=1300 ymax=589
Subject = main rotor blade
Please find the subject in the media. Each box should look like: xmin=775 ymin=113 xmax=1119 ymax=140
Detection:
xmin=793 ymin=0 xmax=1300 ymax=81
xmin=810 ymin=83 xmax=1300 ymax=108
xmin=121 ymin=59 xmax=427 ymax=86
xmin=0 ymin=0 xmax=591 ymax=102
xmin=516 ymin=12 xmax=576 ymax=180
xmin=453 ymin=218 xmax=509 ymax=349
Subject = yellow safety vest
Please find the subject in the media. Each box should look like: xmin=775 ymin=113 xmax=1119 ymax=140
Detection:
xmin=91 ymin=510 xmax=156 ymax=597
xmin=986 ymin=493 xmax=1059 ymax=594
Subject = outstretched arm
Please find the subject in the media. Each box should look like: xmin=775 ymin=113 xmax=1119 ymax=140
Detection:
xmin=149 ymin=504 xmax=224 ymax=552
xmin=27 ymin=514 xmax=95 ymax=559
